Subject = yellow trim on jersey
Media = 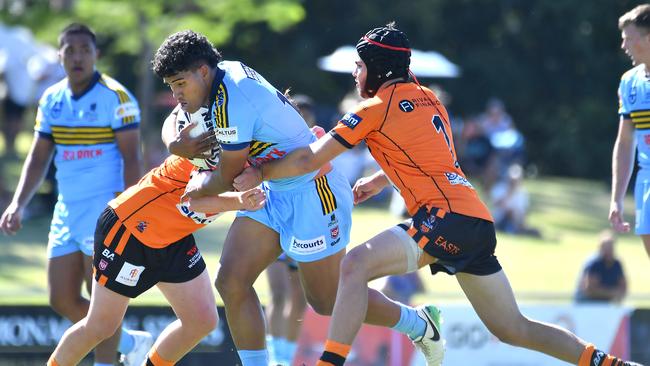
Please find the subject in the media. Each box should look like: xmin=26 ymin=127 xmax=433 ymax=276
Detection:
xmin=315 ymin=175 xmax=337 ymax=215
xmin=631 ymin=110 xmax=650 ymax=117
xmin=249 ymin=141 xmax=276 ymax=158
xmin=214 ymin=83 xmax=229 ymax=129
xmin=51 ymin=126 xmax=115 ymax=145
xmin=98 ymin=74 xmax=137 ymax=125
xmin=635 ymin=122 xmax=650 ymax=129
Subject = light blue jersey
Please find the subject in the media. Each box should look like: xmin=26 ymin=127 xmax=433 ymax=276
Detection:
xmin=35 ymin=71 xmax=140 ymax=257
xmin=36 ymin=71 xmax=140 ymax=202
xmin=210 ymin=61 xmax=353 ymax=262
xmin=211 ymin=61 xmax=317 ymax=191
xmin=619 ymin=65 xmax=650 ymax=234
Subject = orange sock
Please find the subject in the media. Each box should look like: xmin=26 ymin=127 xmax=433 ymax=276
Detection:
xmin=147 ymin=347 xmax=175 ymax=366
xmin=317 ymin=339 xmax=351 ymax=366
xmin=578 ymin=344 xmax=596 ymax=366
xmin=46 ymin=356 xmax=59 ymax=366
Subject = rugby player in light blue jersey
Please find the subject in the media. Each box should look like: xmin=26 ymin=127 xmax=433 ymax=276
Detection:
xmin=0 ymin=23 xmax=151 ymax=366
xmin=152 ymin=30 xmax=431 ymax=366
xmin=612 ymin=4 xmax=650 ymax=261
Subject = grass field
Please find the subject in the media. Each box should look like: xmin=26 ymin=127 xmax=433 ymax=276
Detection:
xmin=1 ymin=172 xmax=649 ymax=307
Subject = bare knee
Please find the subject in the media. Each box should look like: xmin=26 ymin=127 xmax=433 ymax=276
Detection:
xmin=49 ymin=292 xmax=83 ymax=320
xmin=83 ymin=318 xmax=121 ymax=342
xmin=339 ymin=250 xmax=370 ymax=282
xmin=189 ymin=308 xmax=218 ymax=337
xmin=486 ymin=315 xmax=530 ymax=347
xmin=215 ymin=267 xmax=249 ymax=302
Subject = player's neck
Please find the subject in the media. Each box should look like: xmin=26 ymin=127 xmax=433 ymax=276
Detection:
xmin=68 ymin=72 xmax=96 ymax=96
xmin=202 ymin=67 xmax=218 ymax=105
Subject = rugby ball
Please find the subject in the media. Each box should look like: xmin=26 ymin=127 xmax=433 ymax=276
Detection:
xmin=176 ymin=106 xmax=220 ymax=171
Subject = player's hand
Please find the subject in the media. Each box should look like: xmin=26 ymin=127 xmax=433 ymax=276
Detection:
xmin=311 ymin=125 xmax=327 ymax=139
xmin=239 ymin=188 xmax=266 ymax=211
xmin=609 ymin=201 xmax=631 ymax=233
xmin=233 ymin=166 xmax=263 ymax=192
xmin=352 ymin=176 xmax=384 ymax=205
xmin=186 ymin=196 xmax=220 ymax=213
xmin=182 ymin=170 xmax=211 ymax=200
xmin=0 ymin=203 xmax=23 ymax=235
xmin=170 ymin=122 xmax=217 ymax=159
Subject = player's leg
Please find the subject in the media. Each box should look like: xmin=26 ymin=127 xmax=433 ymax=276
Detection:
xmin=215 ymin=216 xmax=282 ymax=365
xmin=634 ymin=171 xmax=650 ymax=259
xmin=150 ymin=268 xmax=218 ymax=363
xmin=283 ymin=261 xmax=306 ymax=364
xmin=641 ymin=235 xmax=650 ymax=258
xmin=265 ymin=260 xmax=289 ymax=363
xmin=457 ymin=270 xmax=639 ymax=365
xmin=48 ymin=280 xmax=130 ymax=365
xmin=80 ymin=253 xmax=122 ymax=364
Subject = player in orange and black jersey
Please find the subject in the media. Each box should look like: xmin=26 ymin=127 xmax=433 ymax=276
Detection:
xmin=48 ymin=107 xmax=265 ymax=366
xmin=234 ymin=23 xmax=644 ymax=366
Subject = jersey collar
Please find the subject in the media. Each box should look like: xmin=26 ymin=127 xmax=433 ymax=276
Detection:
xmin=207 ymin=66 xmax=226 ymax=118
xmin=70 ymin=71 xmax=101 ymax=101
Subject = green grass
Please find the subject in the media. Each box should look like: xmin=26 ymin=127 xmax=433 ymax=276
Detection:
xmin=1 ymin=130 xmax=648 ymax=306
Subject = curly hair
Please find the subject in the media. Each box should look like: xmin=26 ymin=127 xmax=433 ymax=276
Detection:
xmin=152 ymin=30 xmax=222 ymax=78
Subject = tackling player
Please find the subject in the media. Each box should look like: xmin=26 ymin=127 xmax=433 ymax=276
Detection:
xmin=47 ymin=106 xmax=266 ymax=366
xmin=234 ymin=23 xmax=645 ymax=366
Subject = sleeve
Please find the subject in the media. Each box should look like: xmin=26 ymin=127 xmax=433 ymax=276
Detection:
xmin=111 ymin=88 xmax=141 ymax=131
xmin=618 ymin=76 xmax=630 ymax=119
xmin=34 ymin=94 xmax=53 ymax=139
xmin=330 ymin=99 xmax=383 ymax=148
xmin=213 ymin=84 xmax=258 ymax=151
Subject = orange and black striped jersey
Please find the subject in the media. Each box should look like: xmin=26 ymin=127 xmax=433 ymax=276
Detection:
xmin=331 ymin=82 xmax=492 ymax=221
xmin=109 ymin=155 xmax=217 ymax=248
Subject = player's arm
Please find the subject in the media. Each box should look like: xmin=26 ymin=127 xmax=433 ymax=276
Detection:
xmin=115 ymin=128 xmax=143 ymax=188
xmin=352 ymin=170 xmax=391 ymax=205
xmin=0 ymin=135 xmax=55 ymax=234
xmin=185 ymin=147 xmax=251 ymax=198
xmin=609 ymin=117 xmax=635 ymax=232
xmin=232 ymin=134 xmax=347 ymax=192
xmin=187 ymin=187 xmax=266 ymax=213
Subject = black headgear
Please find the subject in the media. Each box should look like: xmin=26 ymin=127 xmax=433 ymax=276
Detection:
xmin=356 ymin=25 xmax=411 ymax=97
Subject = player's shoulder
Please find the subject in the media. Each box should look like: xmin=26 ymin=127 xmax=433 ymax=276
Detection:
xmin=97 ymin=73 xmax=137 ymax=102
xmin=620 ymin=64 xmax=645 ymax=84
xmin=39 ymin=78 xmax=68 ymax=103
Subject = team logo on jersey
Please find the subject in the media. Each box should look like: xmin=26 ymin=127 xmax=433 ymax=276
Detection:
xmin=341 ymin=112 xmax=362 ymax=129
xmin=50 ymin=101 xmax=63 ymax=119
xmin=328 ymin=213 xmax=338 ymax=227
xmin=241 ymin=63 xmax=261 ymax=81
xmin=290 ymin=235 xmax=327 ymax=255
xmin=116 ymin=262 xmax=145 ymax=287
xmin=399 ymin=100 xmax=415 ymax=112
xmin=136 ymin=221 xmax=148 ymax=233
xmin=630 ymin=85 xmax=637 ymax=104
xmin=444 ymin=172 xmax=474 ymax=188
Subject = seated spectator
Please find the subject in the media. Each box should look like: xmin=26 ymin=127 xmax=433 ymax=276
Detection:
xmin=490 ymin=164 xmax=540 ymax=237
xmin=575 ymin=230 xmax=627 ymax=303
xmin=380 ymin=271 xmax=424 ymax=304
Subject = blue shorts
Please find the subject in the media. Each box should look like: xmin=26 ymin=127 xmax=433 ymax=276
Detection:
xmin=238 ymin=169 xmax=352 ymax=263
xmin=635 ymin=169 xmax=650 ymax=235
xmin=47 ymin=192 xmax=115 ymax=258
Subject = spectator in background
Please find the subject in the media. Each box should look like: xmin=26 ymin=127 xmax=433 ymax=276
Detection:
xmin=456 ymin=117 xmax=494 ymax=185
xmin=478 ymin=98 xmax=525 ymax=189
xmin=489 ymin=164 xmax=540 ymax=237
xmin=381 ymin=271 xmax=424 ymax=305
xmin=575 ymin=230 xmax=627 ymax=303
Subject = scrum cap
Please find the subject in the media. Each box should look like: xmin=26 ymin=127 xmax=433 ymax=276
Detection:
xmin=356 ymin=25 xmax=411 ymax=97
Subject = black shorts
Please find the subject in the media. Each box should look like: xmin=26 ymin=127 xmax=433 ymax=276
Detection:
xmin=398 ymin=206 xmax=501 ymax=276
xmin=93 ymin=207 xmax=206 ymax=298
xmin=3 ymin=97 xmax=26 ymax=120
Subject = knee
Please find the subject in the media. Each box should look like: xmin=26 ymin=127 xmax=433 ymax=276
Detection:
xmin=486 ymin=315 xmax=530 ymax=347
xmin=339 ymin=250 xmax=369 ymax=281
xmin=83 ymin=318 xmax=121 ymax=342
xmin=215 ymin=267 xmax=248 ymax=301
xmin=193 ymin=308 xmax=219 ymax=337
xmin=49 ymin=293 xmax=77 ymax=319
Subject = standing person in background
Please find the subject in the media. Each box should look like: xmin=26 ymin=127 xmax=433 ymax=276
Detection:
xmin=0 ymin=23 xmax=152 ymax=366
xmin=575 ymin=230 xmax=627 ymax=303
xmin=234 ymin=22 xmax=645 ymax=366
xmin=611 ymin=4 xmax=650 ymax=260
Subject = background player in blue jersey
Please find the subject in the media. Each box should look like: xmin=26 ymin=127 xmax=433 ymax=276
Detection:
xmin=611 ymin=4 xmax=650 ymax=260
xmin=152 ymin=30 xmax=440 ymax=366
xmin=0 ymin=23 xmax=151 ymax=366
